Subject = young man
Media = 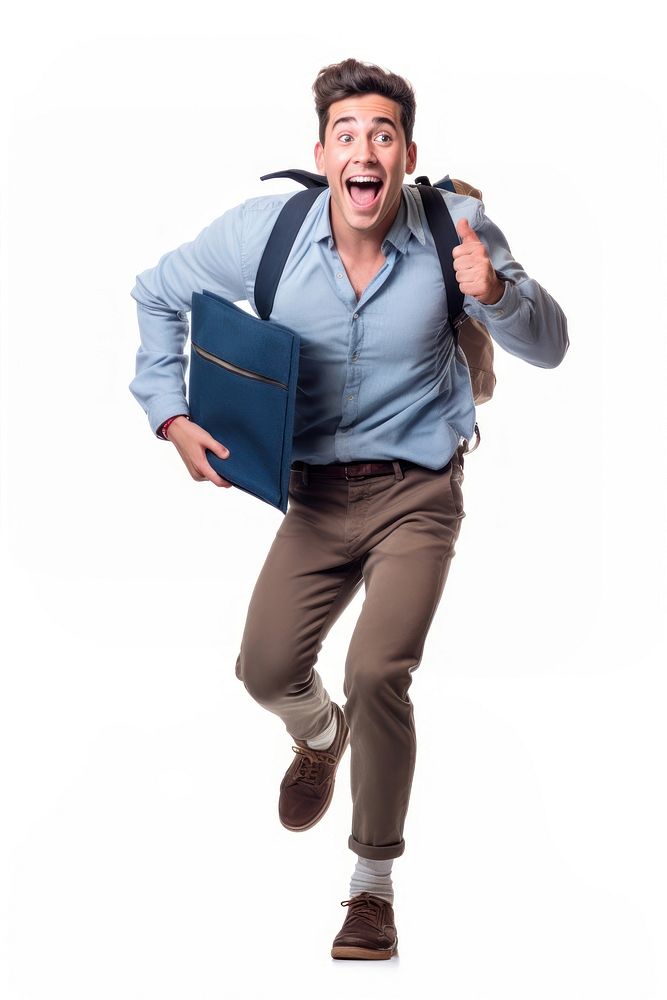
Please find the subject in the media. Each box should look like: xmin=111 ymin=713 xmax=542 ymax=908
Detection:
xmin=129 ymin=58 xmax=569 ymax=960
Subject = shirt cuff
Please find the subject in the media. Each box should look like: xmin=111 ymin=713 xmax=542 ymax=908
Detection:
xmin=148 ymin=394 xmax=191 ymax=438
xmin=467 ymin=274 xmax=519 ymax=321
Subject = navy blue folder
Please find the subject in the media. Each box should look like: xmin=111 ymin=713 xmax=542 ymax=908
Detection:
xmin=188 ymin=289 xmax=301 ymax=513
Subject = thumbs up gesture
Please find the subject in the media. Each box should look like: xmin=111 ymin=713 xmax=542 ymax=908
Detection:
xmin=453 ymin=217 xmax=505 ymax=305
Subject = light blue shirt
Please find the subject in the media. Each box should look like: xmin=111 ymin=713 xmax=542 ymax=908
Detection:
xmin=129 ymin=184 xmax=568 ymax=467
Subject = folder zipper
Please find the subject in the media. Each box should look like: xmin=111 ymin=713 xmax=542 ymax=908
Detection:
xmin=192 ymin=342 xmax=288 ymax=390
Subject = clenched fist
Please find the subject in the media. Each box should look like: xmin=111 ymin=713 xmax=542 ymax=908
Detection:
xmin=453 ymin=218 xmax=505 ymax=305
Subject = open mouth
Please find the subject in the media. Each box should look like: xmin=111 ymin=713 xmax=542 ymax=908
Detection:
xmin=345 ymin=177 xmax=384 ymax=210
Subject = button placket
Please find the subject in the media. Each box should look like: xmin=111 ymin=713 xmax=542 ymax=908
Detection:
xmin=341 ymin=308 xmax=362 ymax=432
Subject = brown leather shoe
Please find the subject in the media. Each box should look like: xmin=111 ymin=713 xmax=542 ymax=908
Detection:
xmin=278 ymin=702 xmax=349 ymax=832
xmin=331 ymin=891 xmax=399 ymax=960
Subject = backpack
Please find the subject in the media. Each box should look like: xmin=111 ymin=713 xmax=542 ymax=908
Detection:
xmin=254 ymin=169 xmax=497 ymax=453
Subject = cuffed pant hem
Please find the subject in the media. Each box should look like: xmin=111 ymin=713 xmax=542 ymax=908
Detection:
xmin=348 ymin=835 xmax=405 ymax=860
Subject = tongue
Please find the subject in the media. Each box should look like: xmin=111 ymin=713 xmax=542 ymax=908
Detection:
xmin=349 ymin=183 xmax=379 ymax=207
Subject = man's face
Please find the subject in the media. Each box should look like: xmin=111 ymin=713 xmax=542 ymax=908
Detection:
xmin=314 ymin=92 xmax=417 ymax=246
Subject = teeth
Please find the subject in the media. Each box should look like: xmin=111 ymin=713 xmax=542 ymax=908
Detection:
xmin=348 ymin=175 xmax=382 ymax=184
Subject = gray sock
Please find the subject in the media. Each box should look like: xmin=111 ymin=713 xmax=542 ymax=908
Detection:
xmin=349 ymin=855 xmax=394 ymax=905
xmin=306 ymin=706 xmax=338 ymax=750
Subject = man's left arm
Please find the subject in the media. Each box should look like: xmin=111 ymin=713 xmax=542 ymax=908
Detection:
xmin=453 ymin=204 xmax=569 ymax=369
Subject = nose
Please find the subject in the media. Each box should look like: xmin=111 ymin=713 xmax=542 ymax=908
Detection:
xmin=353 ymin=135 xmax=377 ymax=165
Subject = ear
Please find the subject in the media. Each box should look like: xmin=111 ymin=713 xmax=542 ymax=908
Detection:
xmin=314 ymin=141 xmax=324 ymax=174
xmin=405 ymin=141 xmax=417 ymax=176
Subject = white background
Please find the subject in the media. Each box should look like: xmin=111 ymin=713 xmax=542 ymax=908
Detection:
xmin=1 ymin=2 xmax=666 ymax=998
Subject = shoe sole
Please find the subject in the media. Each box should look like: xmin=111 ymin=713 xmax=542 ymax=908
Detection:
xmin=279 ymin=721 xmax=350 ymax=833
xmin=331 ymin=938 xmax=398 ymax=960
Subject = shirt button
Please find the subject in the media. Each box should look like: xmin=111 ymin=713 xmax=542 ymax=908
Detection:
xmin=352 ymin=352 xmax=359 ymax=361
xmin=353 ymin=313 xmax=359 ymax=319
xmin=346 ymin=394 xmax=354 ymax=400
xmin=336 ymin=272 xmax=343 ymax=279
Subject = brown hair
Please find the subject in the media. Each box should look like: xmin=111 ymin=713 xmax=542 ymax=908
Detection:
xmin=312 ymin=58 xmax=416 ymax=147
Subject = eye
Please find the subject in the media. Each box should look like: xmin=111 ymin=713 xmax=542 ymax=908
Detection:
xmin=337 ymin=132 xmax=394 ymax=144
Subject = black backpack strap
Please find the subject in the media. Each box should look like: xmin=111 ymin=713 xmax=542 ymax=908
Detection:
xmin=259 ymin=169 xmax=328 ymax=190
xmin=415 ymin=173 xmax=456 ymax=193
xmin=254 ymin=185 xmax=324 ymax=319
xmin=414 ymin=179 xmax=482 ymax=453
xmin=412 ymin=181 xmax=466 ymax=334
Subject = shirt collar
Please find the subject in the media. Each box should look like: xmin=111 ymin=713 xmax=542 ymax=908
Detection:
xmin=311 ymin=185 xmax=426 ymax=253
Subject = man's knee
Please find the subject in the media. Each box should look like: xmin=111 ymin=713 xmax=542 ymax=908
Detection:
xmin=235 ymin=640 xmax=297 ymax=705
xmin=345 ymin=651 xmax=420 ymax=701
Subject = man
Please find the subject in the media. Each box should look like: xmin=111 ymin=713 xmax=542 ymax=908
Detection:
xmin=129 ymin=58 xmax=569 ymax=960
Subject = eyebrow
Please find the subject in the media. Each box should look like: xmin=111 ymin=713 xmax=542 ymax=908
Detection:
xmin=330 ymin=115 xmax=398 ymax=132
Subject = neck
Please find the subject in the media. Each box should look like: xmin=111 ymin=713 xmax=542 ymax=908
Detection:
xmin=329 ymin=189 xmax=402 ymax=260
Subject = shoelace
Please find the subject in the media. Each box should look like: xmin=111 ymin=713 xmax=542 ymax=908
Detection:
xmin=339 ymin=892 xmax=388 ymax=929
xmin=290 ymin=744 xmax=338 ymax=784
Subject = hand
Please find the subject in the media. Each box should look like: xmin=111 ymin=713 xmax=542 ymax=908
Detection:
xmin=167 ymin=416 xmax=233 ymax=488
xmin=452 ymin=218 xmax=505 ymax=305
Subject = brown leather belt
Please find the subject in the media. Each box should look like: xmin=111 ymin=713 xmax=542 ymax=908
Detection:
xmin=291 ymin=458 xmax=447 ymax=480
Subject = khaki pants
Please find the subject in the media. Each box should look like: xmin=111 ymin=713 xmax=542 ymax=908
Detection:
xmin=234 ymin=447 xmax=466 ymax=860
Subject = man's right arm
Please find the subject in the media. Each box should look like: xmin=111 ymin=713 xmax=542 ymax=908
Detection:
xmin=128 ymin=201 xmax=248 ymax=438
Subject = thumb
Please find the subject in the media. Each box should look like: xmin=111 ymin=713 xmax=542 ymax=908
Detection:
xmin=456 ymin=217 xmax=482 ymax=244
xmin=208 ymin=435 xmax=230 ymax=459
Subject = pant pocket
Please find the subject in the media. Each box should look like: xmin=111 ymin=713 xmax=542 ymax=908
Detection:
xmin=448 ymin=460 xmax=465 ymax=517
